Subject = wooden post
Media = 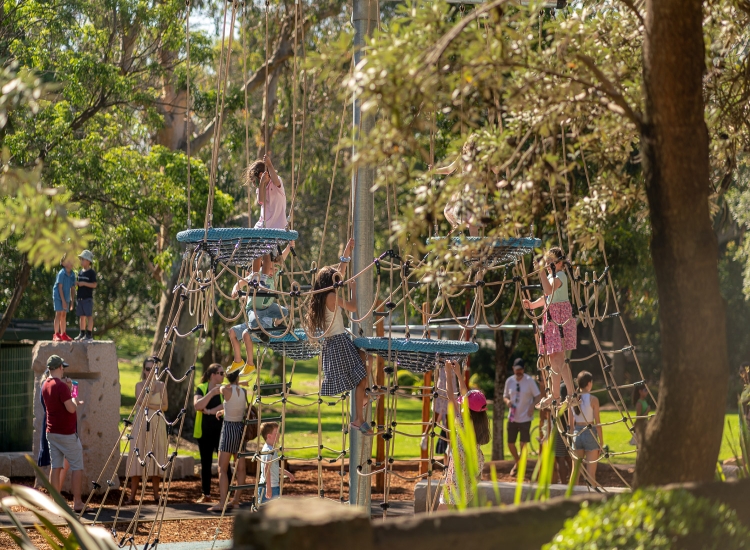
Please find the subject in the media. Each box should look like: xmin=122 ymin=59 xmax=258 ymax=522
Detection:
xmin=375 ymin=301 xmax=386 ymax=492
xmin=420 ymin=303 xmax=432 ymax=475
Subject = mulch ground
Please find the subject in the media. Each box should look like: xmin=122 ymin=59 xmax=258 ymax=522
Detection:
xmin=2 ymin=460 xmax=631 ymax=548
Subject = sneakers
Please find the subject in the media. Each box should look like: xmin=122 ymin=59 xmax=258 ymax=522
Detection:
xmin=74 ymin=332 xmax=86 ymax=341
xmin=53 ymin=333 xmax=62 ymax=342
xmin=239 ymin=363 xmax=256 ymax=376
xmin=83 ymin=331 xmax=94 ymax=341
xmin=227 ymin=360 xmax=246 ymax=374
xmin=59 ymin=333 xmax=73 ymax=342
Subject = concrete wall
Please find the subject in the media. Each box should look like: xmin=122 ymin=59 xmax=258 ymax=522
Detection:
xmin=32 ymin=341 xmax=120 ymax=495
xmin=413 ymin=480 xmax=629 ymax=513
xmin=233 ymin=479 xmax=750 ymax=550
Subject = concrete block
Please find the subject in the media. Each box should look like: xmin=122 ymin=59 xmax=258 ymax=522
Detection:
xmin=413 ymin=480 xmax=629 ymax=513
xmin=177 ymin=455 xmax=195 ymax=479
xmin=10 ymin=452 xmax=35 ymax=477
xmin=234 ymin=497 xmax=372 ymax=550
xmin=32 ymin=341 xmax=120 ymax=495
xmin=0 ymin=454 xmax=11 ymax=478
xmin=0 ymin=475 xmax=9 ymax=498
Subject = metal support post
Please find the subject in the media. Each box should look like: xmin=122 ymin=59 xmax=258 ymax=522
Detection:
xmin=350 ymin=0 xmax=378 ymax=509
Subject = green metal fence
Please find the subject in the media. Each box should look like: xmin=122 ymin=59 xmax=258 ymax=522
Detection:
xmin=0 ymin=344 xmax=33 ymax=452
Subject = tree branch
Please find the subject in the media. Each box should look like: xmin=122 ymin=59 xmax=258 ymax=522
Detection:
xmin=190 ymin=5 xmax=342 ymax=154
xmin=576 ymin=54 xmax=643 ymax=128
xmin=0 ymin=253 xmax=32 ymax=341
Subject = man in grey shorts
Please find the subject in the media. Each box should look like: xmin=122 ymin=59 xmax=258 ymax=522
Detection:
xmin=41 ymin=355 xmax=85 ymax=512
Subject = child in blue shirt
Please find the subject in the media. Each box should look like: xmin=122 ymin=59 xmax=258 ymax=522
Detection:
xmin=52 ymin=257 xmax=76 ymax=342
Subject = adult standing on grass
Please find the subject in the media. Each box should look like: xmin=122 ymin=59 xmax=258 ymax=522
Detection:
xmin=193 ymin=363 xmax=226 ymax=503
xmin=41 ymin=354 xmax=85 ymax=513
xmin=503 ymin=358 xmax=541 ymax=477
xmin=126 ymin=357 xmax=168 ymax=504
xmin=570 ymin=371 xmax=603 ymax=486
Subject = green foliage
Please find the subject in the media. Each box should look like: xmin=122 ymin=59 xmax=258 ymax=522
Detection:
xmin=445 ymin=402 xmax=482 ymax=510
xmin=0 ymin=458 xmax=118 ymax=549
xmin=397 ymin=370 xmax=420 ymax=392
xmin=0 ymin=65 xmax=89 ymax=267
xmin=544 ymin=489 xmax=750 ymax=550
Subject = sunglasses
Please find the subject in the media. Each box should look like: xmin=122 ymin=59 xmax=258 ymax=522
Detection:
xmin=144 ymin=365 xmax=154 ymax=372
xmin=215 ymin=371 xmax=225 ymax=376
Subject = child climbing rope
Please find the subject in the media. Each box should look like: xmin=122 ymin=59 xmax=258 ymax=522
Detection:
xmin=304 ymin=238 xmax=380 ymax=435
xmin=227 ymin=241 xmax=295 ymax=376
xmin=438 ymin=360 xmax=489 ymax=509
xmin=433 ymin=135 xmax=484 ymax=237
xmin=52 ymin=256 xmax=76 ymax=341
xmin=258 ymin=421 xmax=295 ymax=503
xmin=522 ymin=246 xmax=577 ymax=411
xmin=245 ymin=152 xmax=287 ymax=274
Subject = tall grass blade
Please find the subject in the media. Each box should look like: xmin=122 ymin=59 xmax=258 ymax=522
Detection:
xmin=514 ymin=445 xmax=528 ymax=505
xmin=566 ymin=458 xmax=581 ymax=498
xmin=490 ymin=464 xmax=502 ymax=506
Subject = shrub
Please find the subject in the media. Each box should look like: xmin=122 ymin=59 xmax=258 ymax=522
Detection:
xmin=544 ymin=489 xmax=749 ymax=550
xmin=397 ymin=370 xmax=420 ymax=393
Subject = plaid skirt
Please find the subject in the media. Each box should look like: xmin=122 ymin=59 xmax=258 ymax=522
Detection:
xmin=538 ymin=301 xmax=577 ymax=355
xmin=321 ymin=333 xmax=367 ymax=396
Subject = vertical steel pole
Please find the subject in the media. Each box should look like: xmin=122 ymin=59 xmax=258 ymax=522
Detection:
xmin=350 ymin=0 xmax=378 ymax=508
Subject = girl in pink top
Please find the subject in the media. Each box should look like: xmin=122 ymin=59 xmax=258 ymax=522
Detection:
xmin=245 ymin=152 xmax=287 ymax=230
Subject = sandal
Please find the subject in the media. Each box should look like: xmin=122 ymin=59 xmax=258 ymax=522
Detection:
xmin=350 ymin=422 xmax=374 ymax=436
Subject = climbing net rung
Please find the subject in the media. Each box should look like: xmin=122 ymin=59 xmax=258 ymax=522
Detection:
xmin=252 ymin=328 xmax=322 ymax=360
xmin=428 ymin=236 xmax=542 ymax=267
xmin=177 ymin=227 xmax=298 ymax=267
xmin=354 ymin=337 xmax=479 ymax=374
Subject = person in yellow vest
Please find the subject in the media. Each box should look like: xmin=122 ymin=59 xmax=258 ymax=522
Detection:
xmin=193 ymin=364 xmax=226 ymax=503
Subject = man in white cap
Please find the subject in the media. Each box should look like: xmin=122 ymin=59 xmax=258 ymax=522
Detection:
xmin=75 ymin=250 xmax=97 ymax=341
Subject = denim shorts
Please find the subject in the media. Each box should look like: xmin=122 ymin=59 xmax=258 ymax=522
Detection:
xmin=46 ymin=433 xmax=84 ymax=470
xmin=259 ymin=485 xmax=280 ymax=503
xmin=231 ymin=303 xmax=288 ymax=339
xmin=573 ymin=426 xmax=599 ymax=452
xmin=53 ymin=297 xmax=67 ymax=312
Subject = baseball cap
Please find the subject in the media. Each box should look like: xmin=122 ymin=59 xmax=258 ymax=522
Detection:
xmin=459 ymin=389 xmax=487 ymax=412
xmin=512 ymin=357 xmax=525 ymax=370
xmin=47 ymin=355 xmax=69 ymax=369
xmin=78 ymin=250 xmax=94 ymax=262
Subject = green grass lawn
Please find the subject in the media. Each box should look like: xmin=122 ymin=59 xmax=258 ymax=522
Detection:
xmin=118 ymin=355 xmax=741 ymax=466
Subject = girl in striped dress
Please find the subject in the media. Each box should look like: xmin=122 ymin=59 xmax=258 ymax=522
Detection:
xmin=305 ymin=239 xmax=378 ymax=435
xmin=208 ymin=370 xmax=247 ymax=511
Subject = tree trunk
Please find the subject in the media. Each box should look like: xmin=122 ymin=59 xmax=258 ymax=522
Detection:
xmin=635 ymin=0 xmax=728 ymax=486
xmin=0 ymin=253 xmax=31 ymax=341
xmin=151 ymin=257 xmax=198 ymax=429
xmin=492 ymin=330 xmax=508 ymax=461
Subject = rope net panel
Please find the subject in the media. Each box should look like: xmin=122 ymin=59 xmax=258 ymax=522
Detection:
xmin=177 ymin=228 xmax=298 ymax=268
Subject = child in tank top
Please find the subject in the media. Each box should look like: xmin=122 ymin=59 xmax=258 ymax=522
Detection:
xmin=304 ymin=239 xmax=382 ymax=435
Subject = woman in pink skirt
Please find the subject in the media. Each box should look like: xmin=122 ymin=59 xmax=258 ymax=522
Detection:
xmin=522 ymin=247 xmax=577 ymax=410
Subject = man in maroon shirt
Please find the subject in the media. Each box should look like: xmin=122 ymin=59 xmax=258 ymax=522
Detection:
xmin=41 ymin=354 xmax=85 ymax=512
